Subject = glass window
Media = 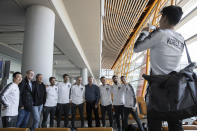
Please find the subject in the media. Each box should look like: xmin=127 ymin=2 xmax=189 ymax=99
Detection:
xmin=181 ymin=1 xmax=197 ymax=18
xmin=177 ymin=15 xmax=197 ymax=40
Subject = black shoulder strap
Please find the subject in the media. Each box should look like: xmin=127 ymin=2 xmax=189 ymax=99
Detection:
xmin=0 ymin=83 xmax=12 ymax=95
xmin=128 ymin=84 xmax=135 ymax=94
xmin=0 ymin=83 xmax=12 ymax=106
xmin=184 ymin=42 xmax=192 ymax=64
xmin=128 ymin=83 xmax=133 ymax=88
xmin=128 ymin=83 xmax=137 ymax=105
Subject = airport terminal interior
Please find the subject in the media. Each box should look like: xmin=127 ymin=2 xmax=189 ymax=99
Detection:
xmin=0 ymin=0 xmax=197 ymax=131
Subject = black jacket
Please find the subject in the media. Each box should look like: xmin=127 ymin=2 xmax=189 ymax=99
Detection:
xmin=19 ymin=77 xmax=33 ymax=112
xmin=85 ymin=84 xmax=100 ymax=104
xmin=32 ymin=81 xmax=46 ymax=106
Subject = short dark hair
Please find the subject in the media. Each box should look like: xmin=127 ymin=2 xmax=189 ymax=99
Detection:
xmin=121 ymin=76 xmax=125 ymax=79
xmin=161 ymin=5 xmax=183 ymax=25
xmin=49 ymin=77 xmax=56 ymax=82
xmin=36 ymin=74 xmax=42 ymax=79
xmin=13 ymin=72 xmax=21 ymax=78
xmin=63 ymin=74 xmax=69 ymax=78
xmin=112 ymin=75 xmax=118 ymax=79
xmin=100 ymin=76 xmax=105 ymax=80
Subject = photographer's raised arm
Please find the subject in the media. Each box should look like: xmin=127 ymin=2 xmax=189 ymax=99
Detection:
xmin=134 ymin=29 xmax=164 ymax=52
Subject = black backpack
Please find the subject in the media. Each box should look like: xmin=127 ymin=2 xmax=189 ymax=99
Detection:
xmin=127 ymin=123 xmax=148 ymax=131
xmin=127 ymin=124 xmax=138 ymax=131
xmin=143 ymin=43 xmax=197 ymax=120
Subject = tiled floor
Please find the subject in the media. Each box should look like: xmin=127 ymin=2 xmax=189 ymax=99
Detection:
xmin=51 ymin=119 xmax=146 ymax=131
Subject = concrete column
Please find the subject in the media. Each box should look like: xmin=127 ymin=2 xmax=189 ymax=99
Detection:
xmin=81 ymin=68 xmax=88 ymax=85
xmin=52 ymin=69 xmax=56 ymax=76
xmin=22 ymin=5 xmax=55 ymax=83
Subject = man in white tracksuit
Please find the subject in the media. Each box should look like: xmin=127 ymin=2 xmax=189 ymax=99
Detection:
xmin=121 ymin=76 xmax=144 ymax=131
xmin=99 ymin=76 xmax=113 ymax=127
xmin=42 ymin=77 xmax=58 ymax=128
xmin=0 ymin=72 xmax=22 ymax=128
xmin=111 ymin=75 xmax=124 ymax=131
xmin=56 ymin=74 xmax=72 ymax=127
xmin=70 ymin=76 xmax=85 ymax=128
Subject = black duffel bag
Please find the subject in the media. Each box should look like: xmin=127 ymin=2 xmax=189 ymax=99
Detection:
xmin=142 ymin=43 xmax=197 ymax=120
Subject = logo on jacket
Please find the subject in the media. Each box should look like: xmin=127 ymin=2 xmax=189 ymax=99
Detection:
xmin=167 ymin=38 xmax=184 ymax=50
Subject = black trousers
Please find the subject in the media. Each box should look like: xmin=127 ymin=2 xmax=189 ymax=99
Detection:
xmin=2 ymin=116 xmax=17 ymax=128
xmin=42 ymin=106 xmax=56 ymax=127
xmin=86 ymin=101 xmax=100 ymax=127
xmin=147 ymin=111 xmax=183 ymax=131
xmin=56 ymin=103 xmax=70 ymax=127
xmin=124 ymin=107 xmax=144 ymax=131
xmin=114 ymin=105 xmax=124 ymax=129
xmin=100 ymin=104 xmax=113 ymax=127
xmin=71 ymin=103 xmax=84 ymax=128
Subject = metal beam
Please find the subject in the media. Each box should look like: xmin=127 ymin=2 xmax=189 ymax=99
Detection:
xmin=112 ymin=0 xmax=160 ymax=70
xmin=175 ymin=6 xmax=197 ymax=30
xmin=185 ymin=34 xmax=197 ymax=44
xmin=177 ymin=0 xmax=191 ymax=7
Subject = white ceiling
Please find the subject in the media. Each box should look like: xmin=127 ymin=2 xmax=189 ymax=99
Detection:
xmin=62 ymin=0 xmax=101 ymax=78
xmin=0 ymin=0 xmax=101 ymax=79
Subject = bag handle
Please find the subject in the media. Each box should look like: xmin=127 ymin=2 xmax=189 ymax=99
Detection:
xmin=184 ymin=42 xmax=192 ymax=64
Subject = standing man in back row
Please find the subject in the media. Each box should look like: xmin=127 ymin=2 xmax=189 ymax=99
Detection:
xmin=134 ymin=5 xmax=184 ymax=131
xmin=85 ymin=76 xmax=100 ymax=127
xmin=56 ymin=74 xmax=72 ymax=127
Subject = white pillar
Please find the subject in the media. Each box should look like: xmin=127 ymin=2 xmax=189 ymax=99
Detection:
xmin=52 ymin=69 xmax=56 ymax=77
xmin=81 ymin=68 xmax=88 ymax=85
xmin=22 ymin=5 xmax=55 ymax=84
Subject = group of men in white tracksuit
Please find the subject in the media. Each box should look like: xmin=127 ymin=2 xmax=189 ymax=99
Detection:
xmin=0 ymin=71 xmax=144 ymax=131
xmin=42 ymin=75 xmax=86 ymax=129
xmin=0 ymin=72 xmax=86 ymax=130
xmin=99 ymin=75 xmax=144 ymax=131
